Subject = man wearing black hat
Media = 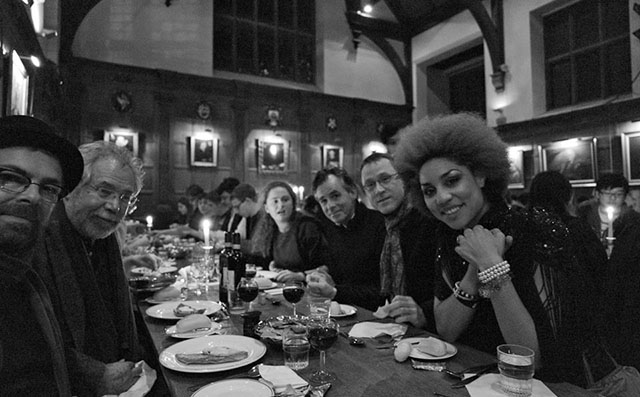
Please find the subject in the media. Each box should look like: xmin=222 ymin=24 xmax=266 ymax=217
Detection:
xmin=0 ymin=115 xmax=83 ymax=396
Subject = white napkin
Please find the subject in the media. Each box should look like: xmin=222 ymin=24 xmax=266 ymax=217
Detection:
xmin=104 ymin=361 xmax=157 ymax=397
xmin=265 ymin=287 xmax=283 ymax=296
xmin=465 ymin=373 xmax=557 ymax=397
xmin=258 ymin=364 xmax=308 ymax=393
xmin=348 ymin=322 xmax=407 ymax=339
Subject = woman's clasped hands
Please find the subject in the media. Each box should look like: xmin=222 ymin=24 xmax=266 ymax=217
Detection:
xmin=454 ymin=225 xmax=513 ymax=273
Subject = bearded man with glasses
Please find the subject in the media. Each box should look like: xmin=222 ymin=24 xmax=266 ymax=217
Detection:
xmin=0 ymin=116 xmax=83 ymax=396
xmin=33 ymin=141 xmax=146 ymax=396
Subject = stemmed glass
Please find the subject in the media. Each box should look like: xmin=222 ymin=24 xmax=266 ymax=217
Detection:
xmin=282 ymin=281 xmax=305 ymax=318
xmin=236 ymin=277 xmax=259 ymax=312
xmin=308 ymin=318 xmax=339 ymax=383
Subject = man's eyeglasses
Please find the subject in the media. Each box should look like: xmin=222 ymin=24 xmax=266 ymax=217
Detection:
xmin=0 ymin=167 xmax=64 ymax=203
xmin=363 ymin=173 xmax=399 ymax=193
xmin=600 ymin=190 xmax=626 ymax=200
xmin=87 ymin=184 xmax=137 ymax=209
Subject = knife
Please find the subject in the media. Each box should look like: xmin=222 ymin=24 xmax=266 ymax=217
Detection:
xmin=449 ymin=363 xmax=497 ymax=389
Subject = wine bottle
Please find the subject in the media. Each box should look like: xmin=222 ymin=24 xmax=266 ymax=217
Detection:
xmin=218 ymin=232 xmax=233 ymax=306
xmin=227 ymin=232 xmax=247 ymax=313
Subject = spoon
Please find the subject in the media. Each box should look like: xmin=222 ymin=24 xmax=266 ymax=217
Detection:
xmin=340 ymin=331 xmax=365 ymax=346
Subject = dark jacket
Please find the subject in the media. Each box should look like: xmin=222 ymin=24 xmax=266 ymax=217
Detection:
xmin=0 ymin=251 xmax=71 ymax=396
xmin=318 ymin=202 xmax=386 ymax=310
xmin=398 ymin=208 xmax=438 ymax=332
xmin=33 ymin=203 xmax=139 ymax=395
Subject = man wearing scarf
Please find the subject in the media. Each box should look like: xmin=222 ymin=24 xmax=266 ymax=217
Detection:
xmin=33 ymin=141 xmax=144 ymax=396
xmin=360 ymin=153 xmax=438 ymax=330
xmin=0 ymin=116 xmax=84 ymax=396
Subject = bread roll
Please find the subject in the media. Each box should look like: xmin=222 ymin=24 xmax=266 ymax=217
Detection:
xmin=175 ymin=314 xmax=211 ymax=333
xmin=254 ymin=278 xmax=272 ymax=288
xmin=153 ymin=286 xmax=180 ymax=301
xmin=416 ymin=337 xmax=447 ymax=357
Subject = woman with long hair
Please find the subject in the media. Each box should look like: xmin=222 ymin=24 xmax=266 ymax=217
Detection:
xmin=394 ymin=113 xmax=594 ymax=386
xmin=251 ymin=181 xmax=331 ymax=283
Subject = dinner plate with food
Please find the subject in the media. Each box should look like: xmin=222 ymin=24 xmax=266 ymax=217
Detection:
xmin=145 ymin=285 xmax=184 ymax=304
xmin=165 ymin=314 xmax=222 ymax=338
xmin=146 ymin=300 xmax=222 ymax=320
xmin=329 ymin=301 xmax=357 ymax=318
xmin=159 ymin=335 xmax=267 ymax=373
xmin=394 ymin=336 xmax=457 ymax=361
xmin=255 ymin=278 xmax=279 ymax=290
xmin=130 ymin=266 xmax=153 ymax=275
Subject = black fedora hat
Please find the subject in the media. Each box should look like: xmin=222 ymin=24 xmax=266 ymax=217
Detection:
xmin=0 ymin=116 xmax=84 ymax=195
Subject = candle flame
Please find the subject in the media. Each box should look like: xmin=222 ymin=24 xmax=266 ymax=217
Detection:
xmin=606 ymin=206 xmax=614 ymax=222
xmin=146 ymin=215 xmax=153 ymax=227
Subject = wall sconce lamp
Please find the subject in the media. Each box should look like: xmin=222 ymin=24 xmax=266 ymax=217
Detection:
xmin=493 ymin=108 xmax=506 ymax=126
xmin=491 ymin=64 xmax=508 ymax=92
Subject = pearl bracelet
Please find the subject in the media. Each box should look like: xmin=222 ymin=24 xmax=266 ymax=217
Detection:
xmin=478 ymin=260 xmax=510 ymax=284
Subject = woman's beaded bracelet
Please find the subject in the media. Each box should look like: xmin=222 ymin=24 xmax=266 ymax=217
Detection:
xmin=453 ymin=281 xmax=479 ymax=308
xmin=478 ymin=260 xmax=510 ymax=284
xmin=478 ymin=272 xmax=512 ymax=298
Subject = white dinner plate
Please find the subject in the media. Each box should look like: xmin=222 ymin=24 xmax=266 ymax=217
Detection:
xmin=146 ymin=300 xmax=222 ymax=320
xmin=191 ymin=378 xmax=273 ymax=397
xmin=330 ymin=304 xmax=357 ymax=318
xmin=160 ymin=335 xmax=267 ymax=373
xmin=395 ymin=337 xmax=458 ymax=361
xmin=157 ymin=266 xmax=177 ymax=273
xmin=257 ymin=281 xmax=279 ymax=290
xmin=256 ymin=270 xmax=280 ymax=280
xmin=165 ymin=321 xmax=222 ymax=339
xmin=145 ymin=296 xmax=183 ymax=305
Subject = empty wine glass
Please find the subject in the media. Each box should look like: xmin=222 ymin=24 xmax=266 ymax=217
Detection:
xmin=283 ymin=281 xmax=305 ymax=318
xmin=236 ymin=277 xmax=259 ymax=312
xmin=308 ymin=318 xmax=339 ymax=383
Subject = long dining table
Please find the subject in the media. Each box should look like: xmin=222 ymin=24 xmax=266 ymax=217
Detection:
xmin=134 ymin=282 xmax=598 ymax=397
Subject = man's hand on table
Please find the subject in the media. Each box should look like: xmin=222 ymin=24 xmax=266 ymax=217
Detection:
xmin=306 ymin=271 xmax=337 ymax=300
xmin=386 ymin=295 xmax=427 ymax=328
xmin=96 ymin=359 xmax=142 ymax=395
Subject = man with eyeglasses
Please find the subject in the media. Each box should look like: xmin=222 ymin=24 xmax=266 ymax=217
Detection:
xmin=577 ymin=173 xmax=640 ymax=370
xmin=359 ymin=153 xmax=438 ymax=329
xmin=0 ymin=115 xmax=83 ymax=395
xmin=33 ymin=141 xmax=146 ymax=396
xmin=577 ymin=173 xmax=640 ymax=247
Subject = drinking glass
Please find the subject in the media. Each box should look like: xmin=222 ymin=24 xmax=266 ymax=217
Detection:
xmin=497 ymin=344 xmax=535 ymax=397
xmin=282 ymin=281 xmax=305 ymax=318
xmin=308 ymin=318 xmax=339 ymax=383
xmin=282 ymin=326 xmax=310 ymax=370
xmin=245 ymin=263 xmax=257 ymax=279
xmin=236 ymin=277 xmax=259 ymax=312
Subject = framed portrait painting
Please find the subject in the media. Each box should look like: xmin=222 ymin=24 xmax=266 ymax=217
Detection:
xmin=540 ymin=137 xmax=597 ymax=186
xmin=322 ymin=145 xmax=343 ymax=169
xmin=190 ymin=137 xmax=218 ymax=167
xmin=257 ymin=139 xmax=288 ymax=173
xmin=104 ymin=130 xmax=139 ymax=157
xmin=507 ymin=148 xmax=525 ymax=189
xmin=622 ymin=131 xmax=640 ymax=185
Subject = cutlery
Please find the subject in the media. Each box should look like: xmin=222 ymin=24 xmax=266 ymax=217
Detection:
xmin=442 ymin=363 xmax=497 ymax=380
xmin=339 ymin=331 xmax=365 ymax=346
xmin=449 ymin=364 xmax=497 ymax=388
xmin=374 ymin=341 xmax=419 ymax=350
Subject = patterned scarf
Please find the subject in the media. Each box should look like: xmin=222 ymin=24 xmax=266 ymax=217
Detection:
xmin=379 ymin=199 xmax=412 ymax=298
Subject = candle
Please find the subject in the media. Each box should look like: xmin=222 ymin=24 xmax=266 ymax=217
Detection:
xmin=299 ymin=186 xmax=305 ymax=201
xmin=146 ymin=215 xmax=153 ymax=229
xmin=606 ymin=206 xmax=614 ymax=239
xmin=202 ymin=219 xmax=211 ymax=247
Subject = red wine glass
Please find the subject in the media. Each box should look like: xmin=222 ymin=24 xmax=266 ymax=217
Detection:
xmin=308 ymin=318 xmax=339 ymax=383
xmin=237 ymin=277 xmax=259 ymax=312
xmin=282 ymin=281 xmax=305 ymax=318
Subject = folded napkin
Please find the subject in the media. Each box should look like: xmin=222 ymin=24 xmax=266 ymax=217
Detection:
xmin=265 ymin=287 xmax=283 ymax=296
xmin=105 ymin=361 xmax=157 ymax=397
xmin=465 ymin=373 xmax=556 ymax=397
xmin=348 ymin=322 xmax=407 ymax=339
xmin=258 ymin=364 xmax=308 ymax=394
